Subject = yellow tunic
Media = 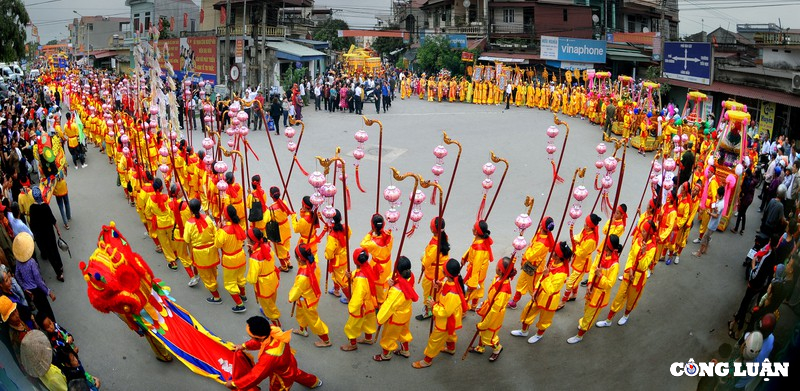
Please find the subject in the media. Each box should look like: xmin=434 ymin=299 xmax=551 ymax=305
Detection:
xmin=360 ymin=232 xmax=393 ymax=304
xmin=343 ymin=270 xmax=378 ymax=339
xmin=215 ymin=223 xmax=247 ymax=296
xmin=184 ymin=215 xmax=220 ymax=292
xmin=288 ymin=267 xmax=328 ymax=336
xmin=377 ymin=282 xmax=414 ymax=352
xmin=423 ymin=280 xmax=464 ymax=359
xmin=246 ymin=246 xmax=281 ymax=320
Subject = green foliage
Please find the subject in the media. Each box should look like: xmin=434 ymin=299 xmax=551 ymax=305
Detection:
xmin=159 ymin=17 xmax=175 ymax=39
xmin=645 ymin=65 xmax=670 ymax=94
xmin=0 ymin=0 xmax=31 ymax=61
xmin=282 ymin=66 xmax=307 ymax=92
xmin=46 ymin=39 xmax=59 ymax=45
xmin=313 ymin=19 xmax=354 ymax=51
xmin=372 ymin=36 xmax=405 ymax=59
xmin=415 ymin=35 xmax=476 ymax=76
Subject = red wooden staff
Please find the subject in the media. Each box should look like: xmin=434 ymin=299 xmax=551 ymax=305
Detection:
xmin=535 ymin=114 xmax=571 ymax=236
xmin=481 ymin=151 xmax=509 ymax=221
xmin=363 ymin=117 xmax=385 ymax=214
xmin=254 ymin=99 xmax=293 ymax=211
xmin=441 ymin=132 xmax=462 ymax=214
xmin=282 ymin=117 xmax=309 ymax=201
xmin=316 ymin=154 xmax=353 ymax=294
xmin=463 ymin=196 xmax=534 ymax=360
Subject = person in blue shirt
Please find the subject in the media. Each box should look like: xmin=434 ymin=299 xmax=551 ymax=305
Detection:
xmin=7 ymin=202 xmax=32 ymax=238
xmin=381 ymin=83 xmax=391 ymax=113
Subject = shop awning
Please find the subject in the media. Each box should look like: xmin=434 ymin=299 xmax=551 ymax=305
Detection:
xmin=478 ymin=51 xmax=541 ymax=64
xmin=606 ymin=48 xmax=652 ymax=62
xmin=267 ymin=41 xmax=327 ymax=62
xmin=661 ymin=77 xmax=800 ymax=108
xmin=478 ymin=56 xmax=526 ymax=63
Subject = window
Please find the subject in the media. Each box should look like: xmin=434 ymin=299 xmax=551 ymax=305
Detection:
xmin=563 ymin=9 xmax=568 ymax=22
xmin=503 ymin=9 xmax=514 ymax=23
xmin=191 ymin=19 xmax=195 ymax=32
xmin=133 ymin=13 xmax=140 ymax=31
xmin=120 ymin=22 xmax=130 ymax=32
xmin=87 ymin=23 xmax=93 ymax=31
xmin=144 ymin=11 xmax=151 ymax=29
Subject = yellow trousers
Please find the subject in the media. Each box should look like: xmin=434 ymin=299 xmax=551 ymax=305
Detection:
xmin=273 ymin=237 xmax=292 ymax=266
xmin=478 ymin=329 xmax=500 ymax=349
xmin=330 ymin=265 xmax=349 ymax=290
xmin=222 ymin=266 xmax=246 ymax=296
xmin=515 ymin=271 xmax=541 ymax=296
xmin=564 ymin=269 xmax=585 ymax=296
xmin=257 ymin=296 xmax=281 ymax=321
xmin=578 ymin=303 xmax=605 ymax=332
xmin=610 ymin=279 xmax=647 ymax=314
xmin=296 ymin=304 xmax=329 ymax=336
xmin=423 ymin=330 xmax=457 ymax=359
xmin=698 ymin=209 xmax=711 ymax=235
xmin=465 ymin=262 xmax=487 ymax=302
xmin=197 ymin=267 xmax=218 ymax=292
xmin=343 ymin=312 xmax=377 ymax=339
xmin=521 ymin=302 xmax=556 ymax=332
xmin=154 ymin=228 xmax=176 ymax=262
xmin=380 ymin=322 xmax=412 ymax=352
xmin=173 ymin=241 xmax=190 ymax=267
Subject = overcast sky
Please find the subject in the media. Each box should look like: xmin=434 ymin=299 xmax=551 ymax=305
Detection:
xmin=26 ymin=0 xmax=800 ymax=43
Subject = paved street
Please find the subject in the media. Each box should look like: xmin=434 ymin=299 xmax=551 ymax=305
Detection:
xmin=43 ymin=97 xmax=781 ymax=390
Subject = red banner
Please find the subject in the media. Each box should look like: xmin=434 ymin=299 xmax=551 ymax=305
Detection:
xmin=184 ymin=13 xmax=188 ymax=28
xmin=461 ymin=51 xmax=474 ymax=62
xmin=159 ymin=37 xmax=217 ymax=78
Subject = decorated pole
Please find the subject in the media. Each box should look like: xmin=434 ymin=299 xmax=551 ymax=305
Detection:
xmin=463 ymin=196 xmax=534 ymax=360
xmin=623 ymin=150 xmax=662 ymax=248
xmin=587 ymin=137 xmax=629 ymax=297
xmin=417 ymin=175 xmax=444 ymax=335
xmin=219 ymin=147 xmax=247 ymax=230
xmin=363 ymin=116 xmax=385 ymax=214
xmin=316 ymin=153 xmax=352 ymax=293
xmin=591 ymin=139 xmax=624 ymax=216
xmin=282 ymin=117 xmax=309 ymax=202
xmin=483 ymin=151 xmax=509 ymax=221
xmin=535 ymin=114 xmax=571 ymax=234
xmin=441 ymin=132 xmax=462 ymax=214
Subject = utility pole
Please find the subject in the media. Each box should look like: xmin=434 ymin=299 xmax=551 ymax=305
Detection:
xmin=225 ymin=0 xmax=231 ymax=91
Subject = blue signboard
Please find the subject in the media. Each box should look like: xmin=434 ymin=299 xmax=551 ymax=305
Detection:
xmin=540 ymin=36 xmax=606 ymax=64
xmin=662 ymin=42 xmax=712 ymax=85
xmin=419 ymin=33 xmax=467 ymax=49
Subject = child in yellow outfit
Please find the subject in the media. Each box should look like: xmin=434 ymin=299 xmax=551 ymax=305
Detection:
xmin=462 ymin=220 xmax=493 ymax=311
xmin=374 ymin=256 xmax=417 ymax=362
xmin=471 ymin=257 xmax=516 ymax=361
xmin=246 ymin=228 xmax=281 ymax=326
xmin=324 ymin=209 xmax=350 ymax=301
xmin=340 ymin=248 xmax=378 ymax=351
xmin=184 ymin=199 xmax=222 ymax=303
xmin=417 ymin=218 xmax=448 ymax=320
xmin=288 ymin=244 xmax=332 ymax=347
xmin=360 ymin=214 xmax=393 ymax=305
xmin=215 ymin=205 xmax=248 ymax=312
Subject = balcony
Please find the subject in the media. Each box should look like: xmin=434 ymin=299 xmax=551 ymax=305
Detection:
xmin=441 ymin=25 xmax=487 ymax=40
xmin=490 ymin=24 xmax=533 ymax=36
xmin=216 ymin=25 xmax=286 ymax=37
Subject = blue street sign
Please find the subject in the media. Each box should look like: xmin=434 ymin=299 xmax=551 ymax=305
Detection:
xmin=540 ymin=36 xmax=606 ymax=64
xmin=419 ymin=34 xmax=467 ymax=49
xmin=662 ymin=42 xmax=713 ymax=85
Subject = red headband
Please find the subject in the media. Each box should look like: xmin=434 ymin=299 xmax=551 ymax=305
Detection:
xmin=473 ymin=221 xmax=484 ymax=236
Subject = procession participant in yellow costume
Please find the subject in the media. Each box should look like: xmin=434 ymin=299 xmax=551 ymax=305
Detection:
xmin=222 ymin=172 xmax=246 ymax=230
xmin=515 ymin=82 xmax=525 ymax=107
xmin=293 ymin=196 xmax=324 ymax=256
xmin=509 ymin=217 xmax=555 ymax=309
xmin=596 ymin=221 xmax=657 ymax=328
xmin=567 ymin=234 xmax=622 ymax=344
xmin=416 ymin=218 xmax=449 ymax=320
xmin=512 ymin=242 xmax=572 ymax=343
xmin=215 ymin=205 xmax=248 ymax=313
xmin=672 ymin=181 xmax=701 ymax=264
xmin=288 ymin=244 xmax=332 ymax=347
xmin=470 ymin=256 xmax=516 ymax=361
xmin=412 ymin=259 xmax=467 ymax=369
xmin=266 ymin=186 xmax=295 ymax=272
xmin=374 ymin=255 xmax=417 ymax=361
xmin=466 ymin=80 xmax=474 ymax=103
xmin=325 ymin=209 xmax=351 ymax=301
xmin=462 ymin=220 xmax=493 ymax=311
xmin=340 ymin=248 xmax=378 ymax=351
xmin=360 ymin=214 xmax=394 ymax=305
xmin=184 ymin=199 xmax=222 ymax=303
xmin=559 ymin=214 xmax=601 ymax=306
xmin=246 ymin=227 xmax=282 ymax=327
xmin=168 ymin=183 xmax=199 ymax=286
xmin=246 ymin=175 xmax=267 ymax=231
xmin=526 ymin=83 xmax=536 ymax=108
xmin=693 ymin=165 xmax=719 ymax=244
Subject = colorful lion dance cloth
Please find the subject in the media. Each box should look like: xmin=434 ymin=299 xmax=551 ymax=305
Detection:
xmin=79 ymin=222 xmax=253 ymax=384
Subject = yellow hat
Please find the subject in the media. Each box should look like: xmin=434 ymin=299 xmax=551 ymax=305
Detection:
xmin=754 ymin=134 xmax=760 ymax=139
xmin=0 ymin=296 xmax=17 ymax=322
xmin=13 ymin=232 xmax=35 ymax=262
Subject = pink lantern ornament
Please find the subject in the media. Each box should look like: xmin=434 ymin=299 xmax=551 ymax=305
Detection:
xmin=308 ymin=171 xmax=326 ymax=189
xmin=515 ymin=214 xmax=533 ymax=232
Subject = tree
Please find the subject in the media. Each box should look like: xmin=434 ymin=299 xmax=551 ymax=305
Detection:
xmin=415 ymin=35 xmax=472 ymax=75
xmin=372 ymin=36 xmax=405 ymax=61
xmin=282 ymin=66 xmax=307 ymax=92
xmin=0 ymin=0 xmax=30 ymax=61
xmin=159 ymin=17 xmax=174 ymax=39
xmin=313 ymin=19 xmax=354 ymax=52
xmin=46 ymin=39 xmax=59 ymax=45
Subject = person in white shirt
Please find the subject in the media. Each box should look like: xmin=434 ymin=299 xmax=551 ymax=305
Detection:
xmin=354 ymin=84 xmax=363 ymax=115
xmin=313 ymin=84 xmax=321 ymax=111
xmin=187 ymin=96 xmax=197 ymax=130
xmin=504 ymin=83 xmax=512 ymax=109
